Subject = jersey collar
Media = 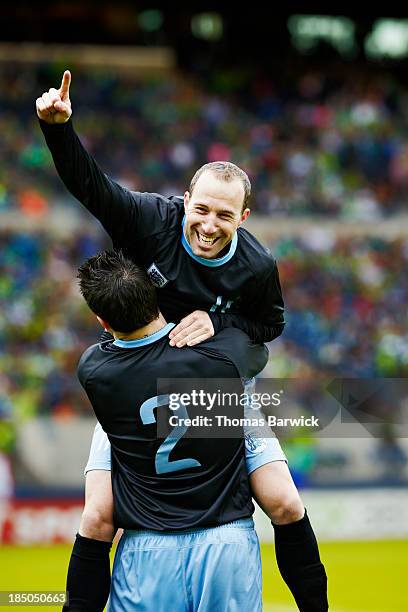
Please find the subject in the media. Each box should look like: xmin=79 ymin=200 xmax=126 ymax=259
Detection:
xmin=181 ymin=216 xmax=237 ymax=267
xmin=112 ymin=323 xmax=176 ymax=348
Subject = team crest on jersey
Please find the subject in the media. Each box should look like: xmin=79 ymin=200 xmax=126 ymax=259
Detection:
xmin=245 ymin=434 xmax=267 ymax=455
xmin=147 ymin=263 xmax=169 ymax=288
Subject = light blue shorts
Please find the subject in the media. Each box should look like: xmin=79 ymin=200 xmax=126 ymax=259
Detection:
xmin=84 ymin=420 xmax=286 ymax=476
xmin=108 ymin=518 xmax=261 ymax=612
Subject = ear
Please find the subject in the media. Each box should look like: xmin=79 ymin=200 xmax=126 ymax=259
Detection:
xmin=183 ymin=191 xmax=190 ymax=213
xmin=238 ymin=208 xmax=250 ymax=226
xmin=96 ymin=316 xmax=110 ymax=332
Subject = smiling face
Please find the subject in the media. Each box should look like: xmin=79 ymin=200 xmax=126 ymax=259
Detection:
xmin=183 ymin=170 xmax=250 ymax=259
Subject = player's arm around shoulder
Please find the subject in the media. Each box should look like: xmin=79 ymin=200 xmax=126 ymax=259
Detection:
xmin=205 ymin=328 xmax=269 ymax=379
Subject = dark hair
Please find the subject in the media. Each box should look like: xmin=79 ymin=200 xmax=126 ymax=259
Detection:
xmin=77 ymin=250 xmax=159 ymax=333
xmin=189 ymin=161 xmax=251 ymax=212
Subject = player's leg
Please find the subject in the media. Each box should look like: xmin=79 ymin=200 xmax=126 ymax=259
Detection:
xmin=79 ymin=469 xmax=115 ymax=541
xmin=186 ymin=518 xmax=262 ymax=612
xmin=248 ymin=449 xmax=304 ymax=524
xmin=247 ymin=442 xmax=328 ymax=612
xmin=64 ymin=424 xmax=114 ymax=612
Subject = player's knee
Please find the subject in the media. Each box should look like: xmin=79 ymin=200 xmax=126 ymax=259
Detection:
xmin=267 ymin=491 xmax=304 ymax=525
xmin=80 ymin=506 xmax=114 ymax=542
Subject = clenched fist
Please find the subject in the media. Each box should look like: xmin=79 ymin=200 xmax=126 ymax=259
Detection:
xmin=36 ymin=70 xmax=72 ymax=124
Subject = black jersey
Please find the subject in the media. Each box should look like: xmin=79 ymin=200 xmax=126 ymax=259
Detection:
xmin=41 ymin=120 xmax=285 ymax=344
xmin=78 ymin=326 xmax=268 ymax=531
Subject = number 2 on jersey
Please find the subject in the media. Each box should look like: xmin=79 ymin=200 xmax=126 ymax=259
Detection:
xmin=140 ymin=395 xmax=201 ymax=474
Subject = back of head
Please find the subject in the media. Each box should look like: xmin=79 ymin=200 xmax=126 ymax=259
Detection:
xmin=77 ymin=250 xmax=159 ymax=333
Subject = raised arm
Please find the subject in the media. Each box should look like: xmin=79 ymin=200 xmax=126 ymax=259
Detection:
xmin=36 ymin=71 xmax=149 ymax=247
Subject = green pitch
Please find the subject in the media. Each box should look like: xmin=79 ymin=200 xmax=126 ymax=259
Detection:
xmin=0 ymin=540 xmax=407 ymax=611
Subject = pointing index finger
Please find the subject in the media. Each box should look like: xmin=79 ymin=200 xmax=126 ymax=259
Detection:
xmin=59 ymin=70 xmax=71 ymax=98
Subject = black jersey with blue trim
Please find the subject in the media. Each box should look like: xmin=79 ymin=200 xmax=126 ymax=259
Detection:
xmin=78 ymin=326 xmax=268 ymax=531
xmin=40 ymin=119 xmax=284 ymax=344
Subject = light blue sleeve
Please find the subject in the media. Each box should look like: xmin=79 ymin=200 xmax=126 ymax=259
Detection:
xmin=84 ymin=421 xmax=112 ymax=475
xmin=243 ymin=378 xmax=287 ymax=475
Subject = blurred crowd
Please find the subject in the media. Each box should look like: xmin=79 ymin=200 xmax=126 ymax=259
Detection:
xmin=1 ymin=229 xmax=407 ymax=428
xmin=1 ymin=62 xmax=408 ymax=218
xmin=268 ymin=233 xmax=408 ymax=379
xmin=0 ymin=230 xmax=106 ymax=427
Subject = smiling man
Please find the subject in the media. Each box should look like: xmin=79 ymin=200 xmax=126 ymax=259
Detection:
xmin=37 ymin=71 xmax=328 ymax=612
xmin=183 ymin=164 xmax=250 ymax=258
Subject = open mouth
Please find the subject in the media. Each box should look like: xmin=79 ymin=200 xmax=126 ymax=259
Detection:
xmin=196 ymin=230 xmax=220 ymax=248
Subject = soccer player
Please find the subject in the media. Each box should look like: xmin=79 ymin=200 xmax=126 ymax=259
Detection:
xmin=37 ymin=71 xmax=328 ymax=612
xmin=77 ymin=249 xmax=266 ymax=611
